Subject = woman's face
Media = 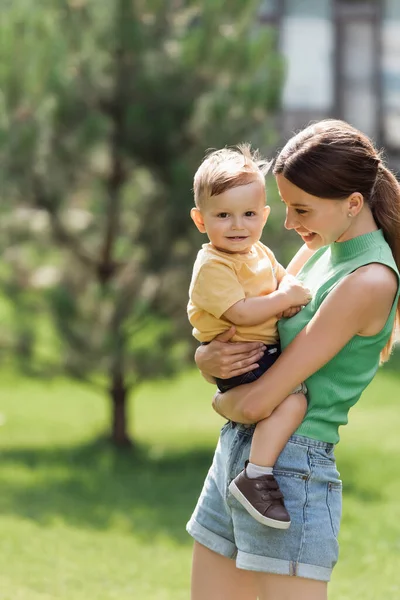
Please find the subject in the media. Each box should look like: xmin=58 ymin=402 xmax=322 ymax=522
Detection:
xmin=276 ymin=174 xmax=352 ymax=249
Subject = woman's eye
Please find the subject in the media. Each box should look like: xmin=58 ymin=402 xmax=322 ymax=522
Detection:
xmin=217 ymin=212 xmax=228 ymax=218
xmin=296 ymin=209 xmax=307 ymax=215
xmin=245 ymin=211 xmax=256 ymax=217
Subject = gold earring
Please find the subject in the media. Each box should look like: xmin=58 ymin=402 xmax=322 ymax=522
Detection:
xmin=348 ymin=213 xmax=352 ymax=218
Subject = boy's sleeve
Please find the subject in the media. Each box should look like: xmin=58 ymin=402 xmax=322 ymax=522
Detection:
xmin=190 ymin=261 xmax=246 ymax=319
xmin=264 ymin=247 xmax=287 ymax=284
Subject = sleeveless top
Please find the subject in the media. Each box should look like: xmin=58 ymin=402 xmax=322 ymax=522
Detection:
xmin=278 ymin=230 xmax=400 ymax=444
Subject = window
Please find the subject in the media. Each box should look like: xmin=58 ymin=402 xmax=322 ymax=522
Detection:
xmin=334 ymin=1 xmax=380 ymax=141
xmin=281 ymin=0 xmax=333 ymax=110
xmin=382 ymin=0 xmax=400 ymax=149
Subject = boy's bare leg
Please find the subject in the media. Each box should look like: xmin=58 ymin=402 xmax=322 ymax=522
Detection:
xmin=249 ymin=393 xmax=307 ymax=467
xmin=228 ymin=393 xmax=307 ymax=528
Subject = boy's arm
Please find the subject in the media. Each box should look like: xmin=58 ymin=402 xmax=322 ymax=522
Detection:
xmin=190 ymin=261 xmax=246 ymax=320
xmin=223 ymin=290 xmax=292 ymax=326
xmin=224 ymin=276 xmax=311 ymax=326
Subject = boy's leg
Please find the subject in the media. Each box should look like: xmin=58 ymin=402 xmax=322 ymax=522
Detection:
xmin=229 ymin=393 xmax=307 ymax=529
xmin=250 ymin=392 xmax=307 ymax=466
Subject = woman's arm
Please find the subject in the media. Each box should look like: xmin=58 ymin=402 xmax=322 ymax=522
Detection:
xmin=285 ymin=244 xmax=316 ymax=276
xmin=213 ymin=264 xmax=398 ymax=423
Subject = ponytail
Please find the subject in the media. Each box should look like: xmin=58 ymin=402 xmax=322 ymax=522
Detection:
xmin=370 ymin=165 xmax=400 ymax=362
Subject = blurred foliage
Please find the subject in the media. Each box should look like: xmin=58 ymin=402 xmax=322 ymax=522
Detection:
xmin=0 ymin=0 xmax=284 ymax=444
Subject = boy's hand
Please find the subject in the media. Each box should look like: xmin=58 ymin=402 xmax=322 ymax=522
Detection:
xmin=277 ymin=306 xmax=302 ymax=319
xmin=279 ymin=274 xmax=312 ymax=308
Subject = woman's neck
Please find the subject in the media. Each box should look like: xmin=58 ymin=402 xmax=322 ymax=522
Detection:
xmin=336 ymin=207 xmax=378 ymax=243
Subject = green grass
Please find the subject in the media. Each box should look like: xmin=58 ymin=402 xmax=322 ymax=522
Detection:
xmin=0 ymin=360 xmax=399 ymax=599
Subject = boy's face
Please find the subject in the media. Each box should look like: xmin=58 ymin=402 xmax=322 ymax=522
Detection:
xmin=191 ymin=180 xmax=270 ymax=254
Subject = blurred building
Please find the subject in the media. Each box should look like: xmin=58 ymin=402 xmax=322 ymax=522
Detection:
xmin=261 ymin=0 xmax=400 ymax=168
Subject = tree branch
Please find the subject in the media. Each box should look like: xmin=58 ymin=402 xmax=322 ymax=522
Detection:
xmin=31 ymin=177 xmax=98 ymax=271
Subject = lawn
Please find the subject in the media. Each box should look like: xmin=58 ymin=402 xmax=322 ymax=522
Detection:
xmin=0 ymin=358 xmax=399 ymax=600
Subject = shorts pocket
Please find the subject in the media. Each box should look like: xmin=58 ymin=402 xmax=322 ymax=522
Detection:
xmin=273 ymin=468 xmax=309 ymax=481
xmin=309 ymin=446 xmax=336 ymax=466
xmin=326 ymin=482 xmax=342 ymax=538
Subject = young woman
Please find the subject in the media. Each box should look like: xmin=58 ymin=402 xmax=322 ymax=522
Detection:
xmin=186 ymin=120 xmax=400 ymax=600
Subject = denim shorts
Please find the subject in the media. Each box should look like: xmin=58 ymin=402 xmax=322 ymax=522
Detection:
xmin=186 ymin=423 xmax=342 ymax=582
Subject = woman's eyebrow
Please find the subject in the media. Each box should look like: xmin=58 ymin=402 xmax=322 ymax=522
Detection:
xmin=279 ymin=197 xmax=310 ymax=208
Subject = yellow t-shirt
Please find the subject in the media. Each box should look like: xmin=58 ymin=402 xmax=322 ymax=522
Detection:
xmin=188 ymin=241 xmax=286 ymax=343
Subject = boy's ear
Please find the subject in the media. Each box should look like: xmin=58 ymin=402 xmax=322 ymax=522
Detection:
xmin=191 ymin=207 xmax=207 ymax=233
xmin=263 ymin=205 xmax=271 ymax=225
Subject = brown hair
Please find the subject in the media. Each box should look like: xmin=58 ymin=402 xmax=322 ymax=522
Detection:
xmin=273 ymin=119 xmax=400 ymax=362
xmin=194 ymin=144 xmax=272 ymax=208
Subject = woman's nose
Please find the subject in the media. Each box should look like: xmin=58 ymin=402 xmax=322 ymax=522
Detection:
xmin=284 ymin=211 xmax=297 ymax=230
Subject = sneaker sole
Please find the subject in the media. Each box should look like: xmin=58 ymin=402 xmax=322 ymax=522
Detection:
xmin=228 ymin=480 xmax=291 ymax=530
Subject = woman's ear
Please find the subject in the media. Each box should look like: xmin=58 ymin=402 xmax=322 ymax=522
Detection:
xmin=191 ymin=207 xmax=207 ymax=233
xmin=347 ymin=192 xmax=364 ymax=217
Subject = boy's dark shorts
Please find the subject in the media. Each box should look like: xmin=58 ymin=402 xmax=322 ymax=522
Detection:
xmin=216 ymin=343 xmax=280 ymax=392
xmin=200 ymin=342 xmax=306 ymax=394
xmin=199 ymin=342 xmax=280 ymax=393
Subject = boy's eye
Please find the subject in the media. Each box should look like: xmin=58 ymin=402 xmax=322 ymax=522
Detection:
xmin=217 ymin=212 xmax=229 ymax=218
xmin=245 ymin=211 xmax=256 ymax=217
xmin=296 ymin=209 xmax=307 ymax=215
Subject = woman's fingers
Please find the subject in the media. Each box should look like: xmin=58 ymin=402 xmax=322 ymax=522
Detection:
xmin=227 ymin=363 xmax=260 ymax=378
xmin=194 ymin=334 xmax=266 ymax=379
xmin=224 ymin=341 xmax=265 ymax=355
xmin=219 ymin=351 xmax=264 ymax=379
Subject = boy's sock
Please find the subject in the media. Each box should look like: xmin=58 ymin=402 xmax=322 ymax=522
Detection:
xmin=246 ymin=462 xmax=274 ymax=479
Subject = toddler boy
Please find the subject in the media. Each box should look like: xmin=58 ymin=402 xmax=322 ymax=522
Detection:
xmin=188 ymin=145 xmax=310 ymax=528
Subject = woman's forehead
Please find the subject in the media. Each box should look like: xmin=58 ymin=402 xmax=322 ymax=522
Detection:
xmin=276 ymin=174 xmax=315 ymax=206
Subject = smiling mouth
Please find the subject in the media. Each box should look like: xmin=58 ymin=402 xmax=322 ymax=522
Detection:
xmin=298 ymin=231 xmax=316 ymax=240
xmin=227 ymin=236 xmax=248 ymax=240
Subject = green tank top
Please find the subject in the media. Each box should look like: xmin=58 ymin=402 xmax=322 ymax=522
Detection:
xmin=278 ymin=230 xmax=400 ymax=444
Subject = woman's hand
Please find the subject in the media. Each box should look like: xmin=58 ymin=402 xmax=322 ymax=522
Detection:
xmin=195 ymin=326 xmax=266 ymax=380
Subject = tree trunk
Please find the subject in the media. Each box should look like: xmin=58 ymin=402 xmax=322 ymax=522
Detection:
xmin=110 ymin=374 xmax=132 ymax=447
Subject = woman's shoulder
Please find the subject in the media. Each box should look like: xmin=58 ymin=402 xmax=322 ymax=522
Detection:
xmin=333 ymin=263 xmax=399 ymax=333
xmin=346 ymin=262 xmax=398 ymax=298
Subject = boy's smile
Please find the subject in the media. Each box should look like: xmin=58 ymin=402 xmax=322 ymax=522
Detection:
xmin=191 ymin=180 xmax=270 ymax=254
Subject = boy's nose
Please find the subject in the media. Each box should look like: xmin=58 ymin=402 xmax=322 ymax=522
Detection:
xmin=231 ymin=217 xmax=243 ymax=229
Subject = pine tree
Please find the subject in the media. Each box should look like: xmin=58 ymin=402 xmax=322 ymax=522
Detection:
xmin=0 ymin=0 xmax=283 ymax=445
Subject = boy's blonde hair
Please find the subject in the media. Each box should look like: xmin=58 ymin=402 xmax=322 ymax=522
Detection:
xmin=193 ymin=143 xmax=272 ymax=208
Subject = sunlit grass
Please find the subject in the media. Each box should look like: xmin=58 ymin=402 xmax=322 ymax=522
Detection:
xmin=0 ymin=358 xmax=399 ymax=599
